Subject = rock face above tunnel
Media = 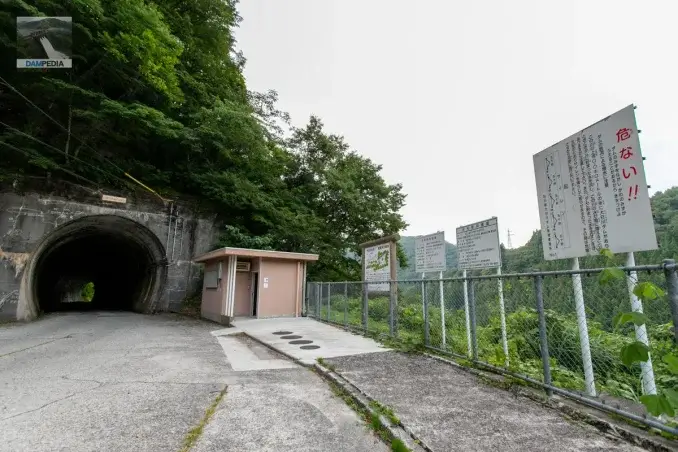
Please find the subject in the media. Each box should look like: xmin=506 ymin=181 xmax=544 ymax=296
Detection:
xmin=0 ymin=188 xmax=217 ymax=321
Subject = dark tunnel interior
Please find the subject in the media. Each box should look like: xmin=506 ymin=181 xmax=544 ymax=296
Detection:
xmin=33 ymin=229 xmax=158 ymax=313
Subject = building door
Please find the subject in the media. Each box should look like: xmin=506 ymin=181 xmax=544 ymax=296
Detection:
xmin=251 ymin=272 xmax=259 ymax=317
xmin=233 ymin=272 xmax=252 ymax=317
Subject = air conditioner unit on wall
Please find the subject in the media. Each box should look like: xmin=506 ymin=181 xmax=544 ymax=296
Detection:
xmin=236 ymin=261 xmax=251 ymax=272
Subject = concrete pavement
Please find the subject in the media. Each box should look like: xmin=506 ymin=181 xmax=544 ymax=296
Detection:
xmin=0 ymin=313 xmax=387 ymax=452
xmin=324 ymin=351 xmax=651 ymax=452
xmin=232 ymin=317 xmax=390 ymax=365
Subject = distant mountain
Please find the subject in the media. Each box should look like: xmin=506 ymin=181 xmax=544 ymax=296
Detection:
xmin=18 ymin=17 xmax=71 ymax=32
xmin=397 ymin=235 xmax=459 ymax=280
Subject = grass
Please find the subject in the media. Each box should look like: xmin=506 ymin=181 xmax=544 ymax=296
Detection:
xmin=391 ymin=438 xmax=409 ymax=452
xmin=179 ymin=386 xmax=227 ymax=452
xmin=318 ymin=367 xmax=412 ymax=452
xmin=316 ymin=357 xmax=337 ymax=372
xmin=369 ymin=400 xmax=400 ymax=425
xmin=179 ymin=295 xmax=202 ymax=319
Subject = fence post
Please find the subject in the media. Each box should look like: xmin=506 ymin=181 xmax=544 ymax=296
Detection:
xmin=344 ymin=281 xmax=349 ymax=328
xmin=439 ymin=271 xmax=446 ymax=348
xmin=534 ymin=274 xmax=553 ymax=396
xmin=497 ymin=267 xmax=509 ymax=367
xmin=327 ymin=283 xmax=331 ymax=321
xmin=572 ymin=257 xmax=597 ymax=397
xmin=468 ymin=277 xmax=478 ymax=361
xmin=423 ymin=280 xmax=430 ymax=346
xmin=626 ymin=252 xmax=657 ymax=395
xmin=301 ymin=282 xmax=310 ymax=317
xmin=362 ymin=281 xmax=369 ymax=332
xmin=389 ymin=280 xmax=396 ymax=336
xmin=664 ymin=259 xmax=678 ymax=345
xmin=316 ymin=282 xmax=320 ymax=318
xmin=463 ymin=269 xmax=472 ymax=358
xmin=421 ymin=272 xmax=426 ymax=317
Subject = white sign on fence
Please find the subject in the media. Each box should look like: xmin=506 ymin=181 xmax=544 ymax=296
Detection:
xmin=456 ymin=217 xmax=501 ymax=270
xmin=415 ymin=231 xmax=447 ymax=273
xmin=533 ymin=104 xmax=657 ymax=260
xmin=364 ymin=243 xmax=390 ymax=291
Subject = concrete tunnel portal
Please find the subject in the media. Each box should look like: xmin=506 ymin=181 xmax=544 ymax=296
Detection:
xmin=23 ymin=215 xmax=168 ymax=315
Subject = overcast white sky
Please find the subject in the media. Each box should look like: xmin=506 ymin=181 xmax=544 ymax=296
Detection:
xmin=235 ymin=0 xmax=677 ymax=248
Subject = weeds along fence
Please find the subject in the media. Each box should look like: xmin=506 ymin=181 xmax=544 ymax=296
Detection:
xmin=305 ymin=260 xmax=678 ymax=434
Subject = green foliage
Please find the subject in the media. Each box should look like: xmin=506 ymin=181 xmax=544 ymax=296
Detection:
xmin=1 ymin=0 xmax=406 ymax=281
xmin=633 ymin=282 xmax=665 ymax=301
xmin=639 ymin=394 xmax=675 ymax=417
xmin=598 ymin=249 xmax=678 ymax=418
xmin=599 ymin=267 xmax=626 ymax=285
xmin=613 ymin=312 xmax=648 ymax=329
xmin=600 ymin=248 xmax=615 ymax=260
xmin=390 ymin=438 xmax=409 ymax=452
xmin=80 ymin=281 xmax=95 ymax=302
xmin=620 ymin=341 xmax=649 ymax=367
xmin=663 ymin=354 xmax=678 ymax=375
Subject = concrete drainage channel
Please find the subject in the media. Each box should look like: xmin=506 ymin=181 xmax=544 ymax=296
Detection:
xmin=265 ymin=330 xmax=425 ymax=451
xmin=273 ymin=331 xmax=321 ymax=350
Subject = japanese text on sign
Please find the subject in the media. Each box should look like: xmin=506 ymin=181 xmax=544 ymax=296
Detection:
xmin=364 ymin=243 xmax=390 ymax=292
xmin=533 ymin=104 xmax=657 ymax=260
xmin=456 ymin=218 xmax=501 ymax=270
xmin=415 ymin=232 xmax=447 ymax=273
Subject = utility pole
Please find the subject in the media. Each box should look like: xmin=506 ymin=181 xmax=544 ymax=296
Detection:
xmin=507 ymin=229 xmax=514 ymax=249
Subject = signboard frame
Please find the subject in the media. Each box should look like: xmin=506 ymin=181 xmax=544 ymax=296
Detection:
xmin=364 ymin=242 xmax=391 ymax=292
xmin=455 ymin=217 xmax=501 ymax=270
xmin=414 ymin=231 xmax=447 ymax=274
xmin=532 ymin=104 xmax=657 ymax=261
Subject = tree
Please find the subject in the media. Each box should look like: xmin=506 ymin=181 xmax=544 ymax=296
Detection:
xmin=283 ymin=116 xmax=407 ymax=280
xmin=0 ymin=0 xmax=408 ymax=281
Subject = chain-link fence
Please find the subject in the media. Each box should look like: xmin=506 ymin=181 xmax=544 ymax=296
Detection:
xmin=306 ymin=259 xmax=678 ymax=433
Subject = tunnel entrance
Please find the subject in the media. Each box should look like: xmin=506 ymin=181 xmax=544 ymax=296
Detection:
xmin=24 ymin=215 xmax=167 ymax=315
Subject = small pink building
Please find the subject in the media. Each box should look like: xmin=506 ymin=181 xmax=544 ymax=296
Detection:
xmin=193 ymin=247 xmax=319 ymax=325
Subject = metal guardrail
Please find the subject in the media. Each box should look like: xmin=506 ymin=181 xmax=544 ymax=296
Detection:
xmin=305 ymin=259 xmax=678 ymax=435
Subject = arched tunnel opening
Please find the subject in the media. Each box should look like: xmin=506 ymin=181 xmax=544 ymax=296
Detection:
xmin=27 ymin=215 xmax=167 ymax=314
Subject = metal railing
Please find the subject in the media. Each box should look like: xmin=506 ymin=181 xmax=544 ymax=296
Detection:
xmin=305 ymin=259 xmax=678 ymax=434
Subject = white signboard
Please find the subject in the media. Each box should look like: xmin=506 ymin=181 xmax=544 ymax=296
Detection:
xmin=415 ymin=231 xmax=447 ymax=273
xmin=364 ymin=243 xmax=390 ymax=292
xmin=101 ymin=194 xmax=127 ymax=204
xmin=533 ymin=105 xmax=657 ymax=260
xmin=456 ymin=218 xmax=501 ymax=270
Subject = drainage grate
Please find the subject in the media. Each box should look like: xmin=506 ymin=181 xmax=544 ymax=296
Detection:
xmin=289 ymin=339 xmax=313 ymax=345
xmin=272 ymin=331 xmax=293 ymax=335
xmin=281 ymin=335 xmax=302 ymax=340
xmin=300 ymin=345 xmax=320 ymax=350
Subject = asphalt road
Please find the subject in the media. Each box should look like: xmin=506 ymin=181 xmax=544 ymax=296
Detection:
xmin=0 ymin=312 xmax=386 ymax=452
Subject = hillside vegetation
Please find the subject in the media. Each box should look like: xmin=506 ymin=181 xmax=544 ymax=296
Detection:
xmin=398 ymin=186 xmax=678 ymax=277
xmin=377 ymin=188 xmax=678 ymax=404
xmin=0 ymin=0 xmax=405 ymax=281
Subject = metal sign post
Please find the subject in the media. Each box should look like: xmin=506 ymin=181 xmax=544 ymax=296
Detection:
xmin=572 ymin=257 xmax=596 ymax=397
xmin=415 ymin=232 xmax=447 ymax=348
xmin=463 ymin=269 xmax=471 ymax=357
xmin=533 ymin=104 xmax=658 ymax=396
xmin=497 ymin=266 xmax=509 ymax=367
xmin=456 ymin=217 xmax=503 ymax=361
xmin=626 ymin=251 xmax=657 ymax=395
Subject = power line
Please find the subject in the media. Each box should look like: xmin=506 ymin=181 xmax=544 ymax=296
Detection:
xmin=0 ymin=140 xmax=101 ymax=188
xmin=0 ymin=120 xmax=131 ymax=188
xmin=0 ymin=75 xmax=125 ymax=174
xmin=0 ymin=75 xmax=168 ymax=203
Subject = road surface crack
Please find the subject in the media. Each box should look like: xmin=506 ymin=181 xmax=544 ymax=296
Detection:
xmin=0 ymin=380 xmax=105 ymax=422
xmin=0 ymin=335 xmax=72 ymax=358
